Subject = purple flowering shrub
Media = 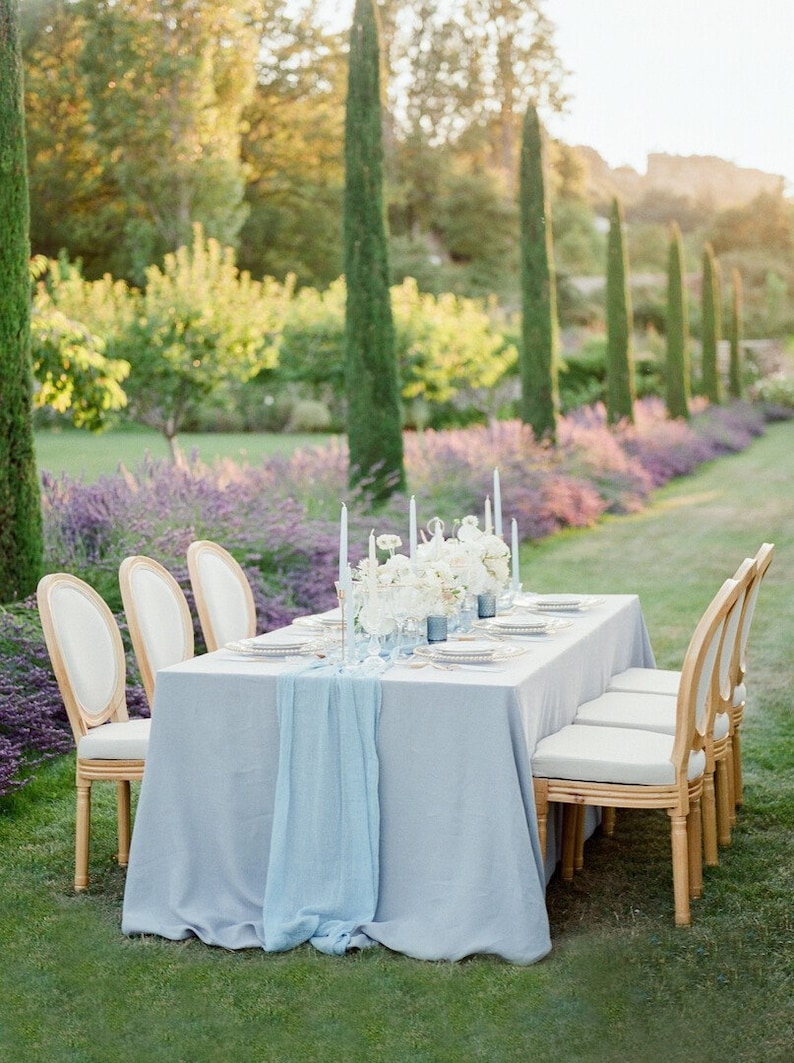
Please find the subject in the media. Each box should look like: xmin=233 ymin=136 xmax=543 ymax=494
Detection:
xmin=0 ymin=397 xmax=767 ymax=798
xmin=0 ymin=600 xmax=73 ymax=796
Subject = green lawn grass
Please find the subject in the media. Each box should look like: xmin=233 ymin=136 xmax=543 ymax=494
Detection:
xmin=35 ymin=426 xmax=337 ymax=481
xmin=3 ymin=422 xmax=793 ymax=1061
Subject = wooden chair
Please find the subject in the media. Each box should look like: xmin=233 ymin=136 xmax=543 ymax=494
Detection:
xmin=531 ymin=575 xmax=744 ymax=926
xmin=605 ymin=543 xmax=774 ymax=816
xmin=119 ymin=555 xmax=194 ymax=710
xmin=728 ymin=543 xmax=775 ymax=809
xmin=186 ymin=539 xmax=257 ymax=652
xmin=573 ymin=559 xmax=754 ymax=866
xmin=37 ymin=572 xmax=149 ymax=891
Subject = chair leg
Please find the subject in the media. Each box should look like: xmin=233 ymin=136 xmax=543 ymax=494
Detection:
xmin=75 ymin=780 xmax=91 ymax=892
xmin=733 ymin=726 xmax=744 ymax=808
xmin=715 ymin=759 xmax=732 ymax=848
xmin=686 ymin=797 xmax=703 ymax=900
xmin=533 ymin=779 xmax=549 ymax=859
xmin=601 ymin=806 xmax=617 ymax=837
xmin=726 ymin=736 xmax=737 ymax=826
xmin=702 ymin=770 xmax=719 ymax=867
xmin=561 ymin=805 xmax=578 ymax=881
xmin=574 ymin=805 xmax=585 ymax=871
xmin=669 ymin=811 xmax=692 ymax=926
xmin=116 ymin=780 xmax=132 ymax=867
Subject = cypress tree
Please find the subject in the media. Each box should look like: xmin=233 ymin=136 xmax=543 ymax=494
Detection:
xmin=605 ymin=197 xmax=636 ymax=424
xmin=0 ymin=0 xmax=43 ymax=602
xmin=665 ymin=222 xmax=690 ymax=420
xmin=700 ymin=242 xmax=722 ymax=403
xmin=519 ymin=102 xmax=558 ymax=442
xmin=728 ymin=268 xmax=744 ymax=399
xmin=343 ymin=0 xmax=405 ymax=499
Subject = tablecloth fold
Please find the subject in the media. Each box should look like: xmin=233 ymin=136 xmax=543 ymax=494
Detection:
xmin=263 ymin=665 xmax=381 ymax=955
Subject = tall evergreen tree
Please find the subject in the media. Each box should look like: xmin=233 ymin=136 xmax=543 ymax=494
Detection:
xmin=728 ymin=267 xmax=744 ymax=399
xmin=519 ymin=102 xmax=558 ymax=441
xmin=700 ymin=241 xmax=722 ymax=403
xmin=0 ymin=0 xmax=43 ymax=601
xmin=344 ymin=0 xmax=404 ymax=498
xmin=665 ymin=222 xmax=690 ymax=420
xmin=605 ymin=196 xmax=635 ymax=424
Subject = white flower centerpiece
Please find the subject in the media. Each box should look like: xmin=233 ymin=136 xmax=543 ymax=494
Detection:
xmin=353 ymin=517 xmax=511 ymax=642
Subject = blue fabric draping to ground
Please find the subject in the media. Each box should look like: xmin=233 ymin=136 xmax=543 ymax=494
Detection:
xmin=263 ymin=664 xmax=382 ymax=955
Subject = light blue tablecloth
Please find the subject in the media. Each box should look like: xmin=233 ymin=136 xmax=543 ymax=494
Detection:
xmin=122 ymin=594 xmax=653 ymax=964
xmin=263 ymin=666 xmax=381 ymax=955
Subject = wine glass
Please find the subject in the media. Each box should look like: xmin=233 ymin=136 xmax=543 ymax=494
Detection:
xmin=358 ymin=587 xmax=395 ymax=658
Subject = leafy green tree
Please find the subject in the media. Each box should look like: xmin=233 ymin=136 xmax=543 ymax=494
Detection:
xmin=665 ymin=222 xmax=690 ymax=420
xmin=0 ymin=0 xmax=43 ymax=601
xmin=519 ymin=102 xmax=558 ymax=441
xmin=344 ymin=0 xmax=405 ymax=499
xmin=382 ymin=0 xmax=566 ymax=186
xmin=239 ymin=2 xmax=347 ymax=286
xmin=277 ymin=277 xmax=515 ymax=416
xmin=728 ymin=268 xmax=743 ymax=399
xmin=709 ymin=190 xmax=793 ymax=256
xmin=700 ymin=242 xmax=722 ymax=403
xmin=21 ymin=0 xmax=127 ymax=278
xmin=30 ymin=259 xmax=129 ymax=431
xmin=81 ymin=0 xmax=261 ymax=278
xmin=114 ymin=227 xmax=290 ymax=460
xmin=605 ymin=197 xmax=635 ymax=424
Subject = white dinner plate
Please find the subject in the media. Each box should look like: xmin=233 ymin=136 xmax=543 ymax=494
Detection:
xmin=293 ymin=609 xmax=343 ymax=630
xmin=224 ymin=634 xmax=322 ymax=658
xmin=413 ymin=642 xmax=525 ymax=665
xmin=484 ymin=616 xmax=551 ymax=634
xmin=526 ymin=595 xmax=604 ymax=613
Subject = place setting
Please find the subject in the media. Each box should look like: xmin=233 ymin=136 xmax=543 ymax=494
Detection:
xmin=515 ymin=593 xmax=604 ymax=615
xmin=222 ymin=631 xmax=326 ymax=661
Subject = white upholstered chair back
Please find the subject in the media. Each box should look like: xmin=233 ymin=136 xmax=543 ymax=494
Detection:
xmin=119 ymin=555 xmax=194 ymax=709
xmin=186 ymin=539 xmax=257 ymax=651
xmin=37 ymin=572 xmax=129 ymax=739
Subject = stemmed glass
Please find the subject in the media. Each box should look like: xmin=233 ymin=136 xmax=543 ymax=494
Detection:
xmin=358 ymin=586 xmax=395 ymax=658
xmin=389 ymin=583 xmax=422 ymax=658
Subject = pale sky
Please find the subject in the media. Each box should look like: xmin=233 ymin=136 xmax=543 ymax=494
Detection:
xmin=324 ymin=0 xmax=794 ymax=191
xmin=544 ymin=0 xmax=794 ymax=189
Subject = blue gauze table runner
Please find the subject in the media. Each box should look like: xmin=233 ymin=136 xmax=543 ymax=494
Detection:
xmin=263 ymin=665 xmax=382 ymax=955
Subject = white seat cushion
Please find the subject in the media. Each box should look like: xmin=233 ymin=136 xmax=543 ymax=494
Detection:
xmin=576 ymin=690 xmax=678 ymax=733
xmin=733 ymin=681 xmax=747 ymax=708
xmin=532 ymin=724 xmax=706 ymax=786
xmin=574 ymin=691 xmax=731 ymax=742
xmin=607 ymin=666 xmax=681 ymax=696
xmin=77 ymin=718 xmax=150 ymax=760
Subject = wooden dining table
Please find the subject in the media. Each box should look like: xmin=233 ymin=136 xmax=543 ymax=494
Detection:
xmin=122 ymin=594 xmax=654 ymax=964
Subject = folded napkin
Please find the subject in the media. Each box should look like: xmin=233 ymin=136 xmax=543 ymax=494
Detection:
xmin=263 ymin=664 xmax=382 ymax=956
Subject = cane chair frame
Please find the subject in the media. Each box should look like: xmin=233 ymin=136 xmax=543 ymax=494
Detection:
xmin=37 ymin=572 xmax=146 ymax=891
xmin=533 ymin=575 xmax=744 ymax=926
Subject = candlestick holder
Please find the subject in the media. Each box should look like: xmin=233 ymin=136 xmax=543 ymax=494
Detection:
xmin=335 ymin=580 xmax=357 ymax=666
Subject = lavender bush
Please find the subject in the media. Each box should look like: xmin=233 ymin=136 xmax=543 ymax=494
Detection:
xmin=0 ymin=398 xmax=768 ymax=798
